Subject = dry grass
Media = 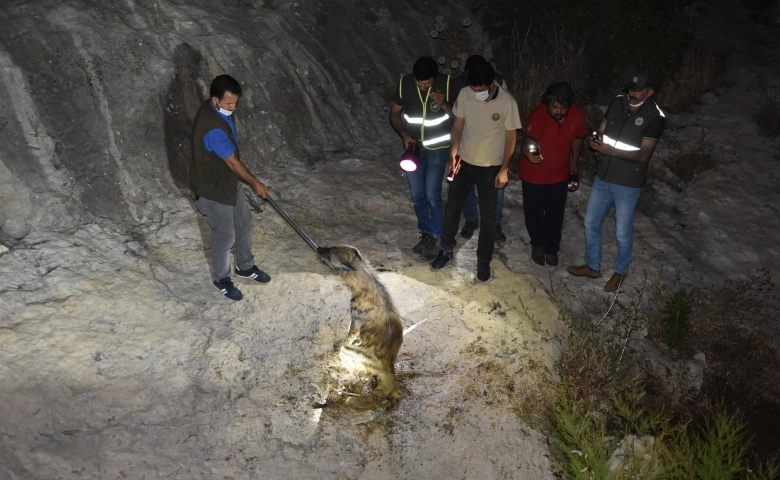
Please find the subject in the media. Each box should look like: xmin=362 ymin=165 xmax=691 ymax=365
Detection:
xmin=665 ymin=151 xmax=715 ymax=183
xmin=656 ymin=43 xmax=724 ymax=113
xmin=511 ymin=24 xmax=588 ymax=120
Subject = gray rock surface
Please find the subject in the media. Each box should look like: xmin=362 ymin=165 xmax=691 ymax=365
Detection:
xmin=0 ymin=1 xmax=562 ymax=479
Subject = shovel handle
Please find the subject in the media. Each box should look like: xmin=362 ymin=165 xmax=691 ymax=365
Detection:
xmin=264 ymin=195 xmax=319 ymax=253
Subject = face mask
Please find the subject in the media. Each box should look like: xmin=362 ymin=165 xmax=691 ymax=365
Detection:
xmin=472 ymin=89 xmax=490 ymax=101
xmin=217 ymin=100 xmax=234 ymax=116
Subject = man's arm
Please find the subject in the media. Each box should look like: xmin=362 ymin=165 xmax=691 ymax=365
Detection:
xmin=429 ymin=91 xmax=452 ymax=115
xmin=448 ymin=116 xmax=465 ymax=174
xmin=223 ymin=153 xmax=268 ymax=198
xmin=389 ymin=102 xmax=413 ymax=148
xmin=570 ymin=138 xmax=584 ymax=174
xmin=496 ymin=129 xmax=517 ymax=188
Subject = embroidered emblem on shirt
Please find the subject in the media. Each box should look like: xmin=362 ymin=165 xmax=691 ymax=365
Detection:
xmin=430 ymin=102 xmax=440 ymax=112
xmin=492 ymin=113 xmax=500 ymax=121
xmin=634 ymin=117 xmax=644 ymax=126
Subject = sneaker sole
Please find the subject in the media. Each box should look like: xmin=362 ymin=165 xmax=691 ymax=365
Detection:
xmin=234 ymin=275 xmax=271 ymax=284
xmin=234 ymin=271 xmax=271 ymax=283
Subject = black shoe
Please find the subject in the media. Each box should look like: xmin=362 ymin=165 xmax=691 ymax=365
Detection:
xmin=460 ymin=219 xmax=479 ymax=239
xmin=413 ymin=233 xmax=433 ymax=254
xmin=495 ymin=224 xmax=507 ymax=243
xmin=214 ymin=277 xmax=243 ymax=301
xmin=545 ymin=253 xmax=559 ymax=267
xmin=430 ymin=249 xmax=453 ymax=270
xmin=477 ymin=261 xmax=490 ymax=282
xmin=531 ymin=246 xmax=545 ymax=266
xmin=419 ymin=235 xmax=440 ymax=260
xmin=235 ymin=265 xmax=271 ymax=283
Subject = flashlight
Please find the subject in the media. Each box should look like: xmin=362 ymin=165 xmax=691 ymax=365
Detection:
xmin=399 ymin=146 xmax=418 ymax=172
xmin=447 ymin=155 xmax=462 ymax=181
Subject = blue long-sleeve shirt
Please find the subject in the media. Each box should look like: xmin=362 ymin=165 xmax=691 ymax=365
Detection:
xmin=202 ymin=105 xmax=240 ymax=159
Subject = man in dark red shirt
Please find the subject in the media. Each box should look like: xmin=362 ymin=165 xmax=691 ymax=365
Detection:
xmin=519 ymin=82 xmax=585 ymax=266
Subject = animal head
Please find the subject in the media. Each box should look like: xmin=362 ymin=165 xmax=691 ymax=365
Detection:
xmin=317 ymin=245 xmax=363 ymax=272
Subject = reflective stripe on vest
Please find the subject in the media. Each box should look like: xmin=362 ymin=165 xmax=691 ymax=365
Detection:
xmin=403 ymin=113 xmax=450 ymax=127
xmin=399 ymin=73 xmax=452 ymax=149
xmin=602 ymin=134 xmax=641 ymax=152
xmin=422 ymin=134 xmax=451 ymax=146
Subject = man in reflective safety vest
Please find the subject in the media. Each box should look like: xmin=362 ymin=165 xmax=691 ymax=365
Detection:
xmin=568 ymin=70 xmax=666 ymax=293
xmin=389 ymin=57 xmax=456 ymax=260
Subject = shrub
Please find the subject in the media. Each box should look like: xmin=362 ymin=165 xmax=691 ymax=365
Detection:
xmin=663 ymin=128 xmax=715 ymax=183
xmin=661 ymin=290 xmax=692 ymax=349
xmin=510 ymin=23 xmax=588 ymax=120
xmin=476 ymin=0 xmax=692 ymax=96
xmin=657 ymin=43 xmax=724 ymax=113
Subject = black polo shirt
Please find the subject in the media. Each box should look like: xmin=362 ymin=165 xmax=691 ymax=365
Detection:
xmin=596 ymin=95 xmax=666 ymax=188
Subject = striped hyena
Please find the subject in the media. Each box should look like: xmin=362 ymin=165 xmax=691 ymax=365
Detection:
xmin=317 ymin=245 xmax=404 ymax=400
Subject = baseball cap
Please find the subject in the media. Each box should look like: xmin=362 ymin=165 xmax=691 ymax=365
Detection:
xmin=622 ymin=70 xmax=654 ymax=92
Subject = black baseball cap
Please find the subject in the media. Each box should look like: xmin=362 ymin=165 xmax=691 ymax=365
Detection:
xmin=622 ymin=70 xmax=654 ymax=92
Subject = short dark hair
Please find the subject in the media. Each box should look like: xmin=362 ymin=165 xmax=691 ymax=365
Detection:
xmin=464 ymin=55 xmax=487 ymax=72
xmin=541 ymin=82 xmax=576 ymax=107
xmin=210 ymin=75 xmax=242 ymax=99
xmin=467 ymin=62 xmax=495 ymax=87
xmin=412 ymin=57 xmax=438 ymax=81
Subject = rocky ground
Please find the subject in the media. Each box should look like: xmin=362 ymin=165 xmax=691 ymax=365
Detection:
xmin=1 ymin=0 xmax=779 ymax=478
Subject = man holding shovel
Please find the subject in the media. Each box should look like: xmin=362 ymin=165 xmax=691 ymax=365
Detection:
xmin=190 ymin=74 xmax=271 ymax=301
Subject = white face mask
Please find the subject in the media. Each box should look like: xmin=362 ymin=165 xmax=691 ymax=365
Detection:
xmin=472 ymin=89 xmax=490 ymax=101
xmin=217 ymin=100 xmax=234 ymax=116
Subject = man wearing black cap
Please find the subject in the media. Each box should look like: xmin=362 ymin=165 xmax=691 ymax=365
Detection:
xmin=567 ymin=70 xmax=666 ymax=292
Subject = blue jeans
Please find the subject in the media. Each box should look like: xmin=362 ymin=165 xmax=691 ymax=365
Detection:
xmin=463 ymin=186 xmax=505 ymax=224
xmin=406 ymin=147 xmax=448 ymax=238
xmin=583 ymin=176 xmax=641 ymax=275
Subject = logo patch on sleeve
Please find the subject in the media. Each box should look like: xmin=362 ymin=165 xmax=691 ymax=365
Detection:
xmin=492 ymin=113 xmax=500 ymax=121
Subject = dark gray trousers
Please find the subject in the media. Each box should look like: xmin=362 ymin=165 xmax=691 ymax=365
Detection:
xmin=195 ymin=184 xmax=255 ymax=281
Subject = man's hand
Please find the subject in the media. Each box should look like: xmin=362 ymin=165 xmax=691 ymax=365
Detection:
xmin=402 ymin=134 xmax=415 ymax=150
xmin=569 ymin=161 xmax=579 ymax=175
xmin=527 ymin=152 xmax=544 ymax=164
xmin=429 ymin=90 xmax=445 ymax=105
xmin=448 ymin=154 xmax=462 ymax=177
xmin=495 ymin=168 xmax=509 ymax=189
xmin=589 ymin=136 xmax=614 ymax=156
xmin=252 ymin=180 xmax=268 ymax=199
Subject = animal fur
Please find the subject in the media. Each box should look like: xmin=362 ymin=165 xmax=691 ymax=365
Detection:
xmin=317 ymin=245 xmax=404 ymax=399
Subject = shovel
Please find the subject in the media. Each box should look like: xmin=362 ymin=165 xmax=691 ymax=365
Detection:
xmin=263 ymin=194 xmax=319 ymax=253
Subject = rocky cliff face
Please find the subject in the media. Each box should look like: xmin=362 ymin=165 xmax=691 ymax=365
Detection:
xmin=0 ymin=2 xmax=567 ymax=479
xmin=0 ymin=0 xmax=475 ymax=231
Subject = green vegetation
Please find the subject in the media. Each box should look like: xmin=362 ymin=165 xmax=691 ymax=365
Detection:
xmin=547 ymin=271 xmax=779 ymax=479
xmin=661 ymin=290 xmax=691 ymax=349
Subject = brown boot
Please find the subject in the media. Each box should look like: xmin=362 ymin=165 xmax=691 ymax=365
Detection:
xmin=567 ymin=264 xmax=602 ymax=278
xmin=605 ymin=273 xmax=625 ymax=292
